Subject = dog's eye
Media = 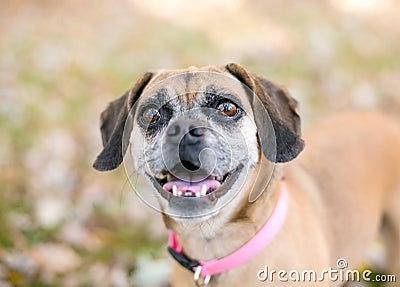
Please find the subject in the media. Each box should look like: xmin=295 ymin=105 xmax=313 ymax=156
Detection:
xmin=142 ymin=107 xmax=161 ymax=124
xmin=216 ymin=101 xmax=238 ymax=117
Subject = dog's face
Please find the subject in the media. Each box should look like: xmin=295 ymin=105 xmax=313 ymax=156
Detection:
xmin=93 ymin=63 xmax=304 ymax=221
xmin=128 ymin=70 xmax=261 ymax=218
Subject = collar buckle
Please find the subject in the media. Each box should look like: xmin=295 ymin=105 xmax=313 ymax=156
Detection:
xmin=194 ymin=266 xmax=211 ymax=286
xmin=167 ymin=246 xmax=200 ymax=272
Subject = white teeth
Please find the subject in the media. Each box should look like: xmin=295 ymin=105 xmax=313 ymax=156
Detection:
xmin=172 ymin=186 xmax=208 ymax=197
xmin=201 ymin=184 xmax=207 ymax=196
xmin=172 ymin=185 xmax=178 ymax=196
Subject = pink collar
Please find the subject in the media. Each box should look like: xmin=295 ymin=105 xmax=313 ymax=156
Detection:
xmin=168 ymin=180 xmax=288 ymax=284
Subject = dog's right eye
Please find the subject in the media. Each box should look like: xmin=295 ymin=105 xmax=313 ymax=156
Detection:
xmin=142 ymin=107 xmax=161 ymax=124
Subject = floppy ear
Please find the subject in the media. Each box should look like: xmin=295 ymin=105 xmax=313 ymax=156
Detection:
xmin=226 ymin=63 xmax=304 ymax=162
xmin=93 ymin=72 xmax=153 ymax=171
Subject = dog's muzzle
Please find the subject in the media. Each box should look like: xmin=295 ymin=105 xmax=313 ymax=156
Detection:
xmin=159 ymin=119 xmax=222 ymax=198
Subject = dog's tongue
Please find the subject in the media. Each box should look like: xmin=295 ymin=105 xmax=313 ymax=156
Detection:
xmin=163 ymin=176 xmax=221 ymax=195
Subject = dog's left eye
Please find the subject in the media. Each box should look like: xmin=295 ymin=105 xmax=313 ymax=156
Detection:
xmin=216 ymin=100 xmax=239 ymax=117
xmin=142 ymin=107 xmax=161 ymax=124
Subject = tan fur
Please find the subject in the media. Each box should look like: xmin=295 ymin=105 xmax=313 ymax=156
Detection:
xmin=93 ymin=64 xmax=400 ymax=287
xmin=170 ymin=113 xmax=400 ymax=287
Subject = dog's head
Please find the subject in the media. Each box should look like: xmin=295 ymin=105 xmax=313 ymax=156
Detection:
xmin=93 ymin=63 xmax=304 ymax=221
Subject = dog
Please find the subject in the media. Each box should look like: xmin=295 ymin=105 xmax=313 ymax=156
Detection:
xmin=93 ymin=63 xmax=400 ymax=286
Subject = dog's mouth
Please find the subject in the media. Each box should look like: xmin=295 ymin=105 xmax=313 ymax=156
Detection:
xmin=149 ymin=165 xmax=241 ymax=203
xmin=159 ymin=173 xmax=229 ymax=198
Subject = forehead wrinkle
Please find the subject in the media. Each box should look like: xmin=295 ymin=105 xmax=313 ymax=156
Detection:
xmin=184 ymin=72 xmax=196 ymax=85
xmin=182 ymin=75 xmax=202 ymax=108
xmin=175 ymin=92 xmax=204 ymax=111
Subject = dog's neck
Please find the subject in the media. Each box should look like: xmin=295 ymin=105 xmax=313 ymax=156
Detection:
xmin=163 ymin=163 xmax=283 ymax=261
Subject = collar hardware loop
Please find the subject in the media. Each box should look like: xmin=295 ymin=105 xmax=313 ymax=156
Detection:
xmin=194 ymin=266 xmax=211 ymax=286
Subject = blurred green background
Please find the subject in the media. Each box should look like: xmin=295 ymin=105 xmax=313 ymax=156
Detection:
xmin=1 ymin=0 xmax=399 ymax=286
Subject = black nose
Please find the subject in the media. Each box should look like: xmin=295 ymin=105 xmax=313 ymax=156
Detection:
xmin=166 ymin=120 xmax=205 ymax=144
xmin=166 ymin=120 xmax=207 ymax=171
